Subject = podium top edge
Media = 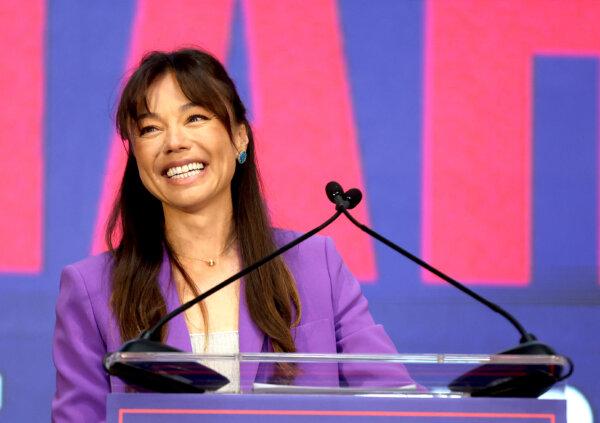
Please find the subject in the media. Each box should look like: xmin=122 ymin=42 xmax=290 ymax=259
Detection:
xmin=105 ymin=351 xmax=568 ymax=366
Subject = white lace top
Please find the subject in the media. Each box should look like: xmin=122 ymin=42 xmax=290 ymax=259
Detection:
xmin=189 ymin=331 xmax=240 ymax=393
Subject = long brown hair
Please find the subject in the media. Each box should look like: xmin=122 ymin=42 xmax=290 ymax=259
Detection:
xmin=106 ymin=48 xmax=301 ymax=356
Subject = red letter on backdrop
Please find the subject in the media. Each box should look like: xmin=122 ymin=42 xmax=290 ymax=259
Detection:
xmin=244 ymin=0 xmax=376 ymax=281
xmin=423 ymin=0 xmax=600 ymax=285
xmin=92 ymin=0 xmax=234 ymax=253
xmin=0 ymin=2 xmax=45 ymax=273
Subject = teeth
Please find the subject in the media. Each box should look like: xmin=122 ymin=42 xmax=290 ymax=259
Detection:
xmin=171 ymin=170 xmax=201 ymax=179
xmin=166 ymin=162 xmax=205 ymax=178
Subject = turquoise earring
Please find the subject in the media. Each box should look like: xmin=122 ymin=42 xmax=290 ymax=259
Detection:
xmin=237 ymin=150 xmax=247 ymax=164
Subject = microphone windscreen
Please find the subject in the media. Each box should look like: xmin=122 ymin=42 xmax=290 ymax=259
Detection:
xmin=345 ymin=188 xmax=363 ymax=209
xmin=325 ymin=181 xmax=344 ymax=204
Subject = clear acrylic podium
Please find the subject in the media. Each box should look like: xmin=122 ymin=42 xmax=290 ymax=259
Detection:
xmin=105 ymin=352 xmax=568 ymax=422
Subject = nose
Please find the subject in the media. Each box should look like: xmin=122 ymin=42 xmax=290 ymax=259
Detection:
xmin=163 ymin=126 xmax=191 ymax=153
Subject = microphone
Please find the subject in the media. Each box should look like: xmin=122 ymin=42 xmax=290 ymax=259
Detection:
xmin=326 ymin=181 xmax=349 ymax=210
xmin=105 ymin=200 xmax=345 ymax=393
xmin=343 ymin=188 xmax=362 ymax=209
xmin=333 ymin=183 xmax=572 ymax=397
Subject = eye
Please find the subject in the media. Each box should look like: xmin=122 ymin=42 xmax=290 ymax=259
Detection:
xmin=186 ymin=114 xmax=211 ymax=124
xmin=139 ymin=125 xmax=159 ymax=136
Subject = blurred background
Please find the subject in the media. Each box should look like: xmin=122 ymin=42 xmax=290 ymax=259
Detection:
xmin=0 ymin=0 xmax=598 ymax=420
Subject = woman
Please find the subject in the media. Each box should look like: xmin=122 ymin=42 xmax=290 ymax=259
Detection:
xmin=52 ymin=48 xmax=412 ymax=422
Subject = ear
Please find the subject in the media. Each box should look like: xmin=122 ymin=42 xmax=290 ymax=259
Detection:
xmin=234 ymin=123 xmax=249 ymax=152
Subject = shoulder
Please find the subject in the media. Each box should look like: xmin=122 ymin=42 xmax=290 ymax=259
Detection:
xmin=272 ymin=228 xmax=344 ymax=307
xmin=273 ymin=228 xmax=342 ymax=275
xmin=273 ymin=226 xmax=331 ymax=270
xmin=64 ymin=252 xmax=114 ymax=278
xmin=273 ymin=228 xmax=333 ymax=258
xmin=55 ymin=252 xmax=114 ymax=329
xmin=57 ymin=253 xmax=117 ymax=343
xmin=60 ymin=252 xmax=114 ymax=298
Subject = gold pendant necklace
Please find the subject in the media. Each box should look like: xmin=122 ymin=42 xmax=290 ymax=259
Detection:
xmin=177 ymin=255 xmax=218 ymax=267
xmin=176 ymin=238 xmax=236 ymax=267
xmin=204 ymin=259 xmax=216 ymax=267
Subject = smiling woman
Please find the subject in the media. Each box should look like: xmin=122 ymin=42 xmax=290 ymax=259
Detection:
xmin=51 ymin=48 xmax=412 ymax=422
xmin=132 ymin=72 xmax=247 ymax=213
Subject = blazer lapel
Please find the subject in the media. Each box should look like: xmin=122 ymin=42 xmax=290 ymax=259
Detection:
xmin=158 ymin=252 xmax=192 ymax=352
xmin=239 ymin=280 xmax=265 ymax=389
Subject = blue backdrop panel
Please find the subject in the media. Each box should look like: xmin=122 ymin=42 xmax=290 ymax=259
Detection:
xmin=533 ymin=56 xmax=598 ymax=300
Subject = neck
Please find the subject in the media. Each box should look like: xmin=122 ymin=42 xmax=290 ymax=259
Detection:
xmin=163 ymin=196 xmax=235 ymax=260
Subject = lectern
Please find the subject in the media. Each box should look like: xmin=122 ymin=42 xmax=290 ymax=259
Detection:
xmin=105 ymin=352 xmax=567 ymax=423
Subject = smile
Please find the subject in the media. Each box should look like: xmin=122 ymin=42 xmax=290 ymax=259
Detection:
xmin=166 ymin=162 xmax=205 ymax=179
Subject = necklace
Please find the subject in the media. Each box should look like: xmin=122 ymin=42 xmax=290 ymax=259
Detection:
xmin=188 ymin=257 xmax=217 ymax=266
xmin=176 ymin=238 xmax=236 ymax=267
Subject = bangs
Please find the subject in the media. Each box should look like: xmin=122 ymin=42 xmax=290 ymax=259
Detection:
xmin=117 ymin=50 xmax=236 ymax=141
xmin=174 ymin=66 xmax=233 ymax=135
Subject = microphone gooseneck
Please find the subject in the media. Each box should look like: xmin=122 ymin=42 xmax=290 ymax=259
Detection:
xmin=141 ymin=210 xmax=342 ymax=342
xmin=105 ymin=189 xmax=345 ymax=393
xmin=339 ymin=205 xmax=532 ymax=342
xmin=335 ymin=183 xmax=572 ymax=397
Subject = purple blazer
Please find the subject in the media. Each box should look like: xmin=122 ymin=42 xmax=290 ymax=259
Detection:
xmin=52 ymin=231 xmax=413 ymax=422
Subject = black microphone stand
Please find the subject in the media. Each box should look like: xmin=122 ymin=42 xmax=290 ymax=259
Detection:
xmin=104 ymin=209 xmax=343 ymax=392
xmin=332 ymin=182 xmax=573 ymax=397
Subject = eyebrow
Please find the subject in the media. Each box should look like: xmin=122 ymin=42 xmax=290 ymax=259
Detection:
xmin=137 ymin=102 xmax=200 ymax=120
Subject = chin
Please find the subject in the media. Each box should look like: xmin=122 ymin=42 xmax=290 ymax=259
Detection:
xmin=159 ymin=183 xmax=230 ymax=214
xmin=165 ymin=197 xmax=208 ymax=213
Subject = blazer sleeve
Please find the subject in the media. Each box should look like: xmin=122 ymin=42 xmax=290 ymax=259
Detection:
xmin=52 ymin=265 xmax=110 ymax=423
xmin=324 ymin=237 xmax=416 ymax=387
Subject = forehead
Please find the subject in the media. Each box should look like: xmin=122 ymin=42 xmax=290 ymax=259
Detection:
xmin=142 ymin=72 xmax=192 ymax=115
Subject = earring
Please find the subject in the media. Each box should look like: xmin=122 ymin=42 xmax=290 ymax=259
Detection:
xmin=237 ymin=150 xmax=247 ymax=164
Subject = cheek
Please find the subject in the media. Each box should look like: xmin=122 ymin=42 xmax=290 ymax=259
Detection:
xmin=133 ymin=142 xmax=158 ymax=174
xmin=133 ymin=148 xmax=160 ymax=191
xmin=211 ymin=136 xmax=239 ymax=174
xmin=221 ymin=147 xmax=239 ymax=179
